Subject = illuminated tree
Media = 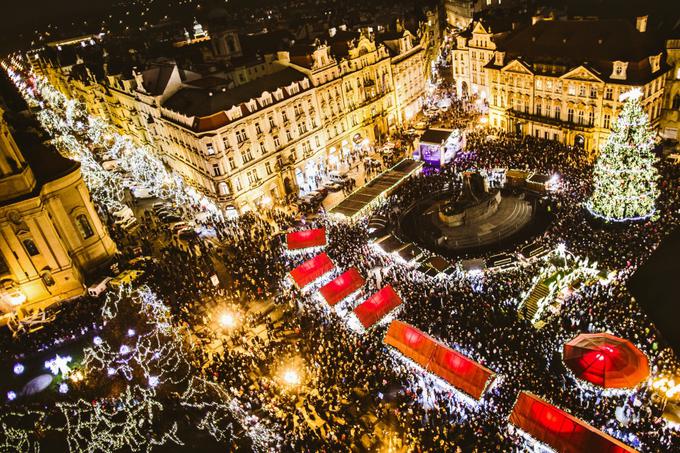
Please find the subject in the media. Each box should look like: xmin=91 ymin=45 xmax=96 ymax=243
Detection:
xmin=586 ymin=89 xmax=659 ymax=222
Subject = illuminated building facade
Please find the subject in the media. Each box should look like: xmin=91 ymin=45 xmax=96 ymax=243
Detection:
xmin=454 ymin=16 xmax=669 ymax=153
xmin=36 ymin=26 xmax=430 ymax=212
xmin=0 ymin=108 xmax=116 ymax=318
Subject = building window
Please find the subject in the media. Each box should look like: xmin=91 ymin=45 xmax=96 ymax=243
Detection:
xmin=536 ymin=104 xmax=542 ymax=116
xmin=23 ymin=239 xmax=39 ymax=256
xmin=212 ymin=164 xmax=221 ymax=176
xmin=555 ymin=106 xmax=561 ymax=120
xmin=588 ymin=111 xmax=595 ymax=126
xmin=247 ymin=169 xmax=258 ymax=186
xmin=242 ymin=149 xmax=253 ymax=163
xmin=236 ymin=129 xmax=248 ymax=144
xmin=274 ymin=136 xmax=281 ymax=148
xmin=255 ymin=123 xmax=262 ymax=134
xmin=603 ymin=114 xmax=611 ymax=129
xmin=568 ymin=84 xmax=575 ymax=96
xmin=605 ymin=87 xmax=613 ymax=100
xmin=76 ymin=215 xmax=94 ymax=239
xmin=536 ymin=79 xmax=542 ymax=90
xmin=259 ymin=141 xmax=266 ymax=153
xmin=590 ymin=87 xmax=597 ymax=98
xmin=218 ymin=182 xmax=229 ymax=196
xmin=228 ymin=156 xmax=235 ymax=170
xmin=234 ymin=177 xmax=242 ymax=192
xmin=206 ymin=143 xmax=215 ymax=155
xmin=268 ymin=116 xmax=275 ymax=129
xmin=673 ymin=94 xmax=680 ymax=110
xmin=568 ymin=108 xmax=574 ymax=123
xmin=577 ymin=110 xmax=584 ymax=125
xmin=578 ymin=85 xmax=586 ymax=97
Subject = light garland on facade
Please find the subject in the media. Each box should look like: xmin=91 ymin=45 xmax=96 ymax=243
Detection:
xmin=2 ymin=60 xmax=223 ymax=219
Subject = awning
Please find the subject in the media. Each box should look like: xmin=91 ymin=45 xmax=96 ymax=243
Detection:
xmin=353 ymin=285 xmax=402 ymax=329
xmin=384 ymin=320 xmax=494 ymax=399
xmin=319 ymin=268 xmax=365 ymax=306
xmin=286 ymin=228 xmax=327 ymax=250
xmin=289 ymin=253 xmax=334 ymax=289
xmin=563 ymin=332 xmax=649 ymax=389
xmin=509 ymin=391 xmax=638 ymax=453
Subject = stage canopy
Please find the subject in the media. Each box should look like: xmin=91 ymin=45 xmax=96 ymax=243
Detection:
xmin=289 ymin=253 xmax=334 ymax=289
xmin=286 ymin=228 xmax=326 ymax=250
xmin=319 ymin=268 xmax=365 ymax=306
xmin=384 ymin=320 xmax=494 ymax=399
xmin=353 ymin=285 xmax=402 ymax=329
xmin=563 ymin=333 xmax=649 ymax=389
xmin=510 ymin=391 xmax=638 ymax=453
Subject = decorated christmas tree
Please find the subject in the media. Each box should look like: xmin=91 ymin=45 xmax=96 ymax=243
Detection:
xmin=586 ymin=88 xmax=659 ymax=222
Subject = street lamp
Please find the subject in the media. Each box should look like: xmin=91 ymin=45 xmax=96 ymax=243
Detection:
xmin=282 ymin=368 xmax=301 ymax=387
xmin=218 ymin=311 xmax=236 ymax=329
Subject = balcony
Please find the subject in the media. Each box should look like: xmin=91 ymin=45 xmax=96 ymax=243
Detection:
xmin=507 ymin=109 xmax=595 ymax=132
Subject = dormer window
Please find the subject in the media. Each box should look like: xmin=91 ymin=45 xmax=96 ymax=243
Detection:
xmin=649 ymin=53 xmax=661 ymax=73
xmin=611 ymin=61 xmax=628 ymax=81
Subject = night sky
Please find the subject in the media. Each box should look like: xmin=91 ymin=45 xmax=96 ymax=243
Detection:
xmin=2 ymin=1 xmax=110 ymax=52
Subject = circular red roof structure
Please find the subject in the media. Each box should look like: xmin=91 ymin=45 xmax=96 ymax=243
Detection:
xmin=563 ymin=333 xmax=649 ymax=389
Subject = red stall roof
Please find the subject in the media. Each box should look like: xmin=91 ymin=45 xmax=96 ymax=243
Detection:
xmin=353 ymin=285 xmax=402 ymax=329
xmin=563 ymin=333 xmax=649 ymax=389
xmin=286 ymin=228 xmax=327 ymax=250
xmin=384 ymin=320 xmax=495 ymax=399
xmin=289 ymin=252 xmax=334 ymax=289
xmin=319 ymin=268 xmax=366 ymax=306
xmin=509 ymin=392 xmax=639 ymax=453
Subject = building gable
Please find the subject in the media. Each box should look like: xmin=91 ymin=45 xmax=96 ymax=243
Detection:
xmin=560 ymin=65 xmax=603 ymax=83
xmin=501 ymin=59 xmax=533 ymax=75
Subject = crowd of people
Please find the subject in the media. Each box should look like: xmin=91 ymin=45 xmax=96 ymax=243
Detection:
xmin=2 ymin=74 xmax=680 ymax=453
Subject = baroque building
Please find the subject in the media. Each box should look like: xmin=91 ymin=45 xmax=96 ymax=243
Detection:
xmin=478 ymin=17 xmax=668 ymax=153
xmin=34 ymin=27 xmax=429 ymax=213
xmin=660 ymin=31 xmax=680 ymax=140
xmin=0 ymin=108 xmax=116 ymax=320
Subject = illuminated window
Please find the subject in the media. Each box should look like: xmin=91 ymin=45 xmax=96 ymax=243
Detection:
xmin=22 ymin=239 xmax=39 ymax=257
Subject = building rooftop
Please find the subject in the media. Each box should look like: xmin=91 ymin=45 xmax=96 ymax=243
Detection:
xmin=163 ymin=67 xmax=308 ymax=130
xmin=420 ymin=128 xmax=455 ymax=144
xmin=488 ymin=18 xmax=668 ymax=84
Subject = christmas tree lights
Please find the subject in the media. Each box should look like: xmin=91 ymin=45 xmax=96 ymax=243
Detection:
xmin=586 ymin=89 xmax=659 ymax=222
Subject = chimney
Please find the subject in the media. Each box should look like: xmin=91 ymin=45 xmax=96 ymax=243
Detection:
xmin=636 ymin=15 xmax=648 ymax=33
xmin=494 ymin=51 xmax=505 ymax=66
xmin=276 ymin=51 xmax=290 ymax=64
xmin=339 ymin=24 xmax=347 ymax=31
xmin=329 ymin=27 xmax=336 ymax=37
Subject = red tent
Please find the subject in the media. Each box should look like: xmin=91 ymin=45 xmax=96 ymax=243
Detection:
xmin=384 ymin=320 xmax=438 ymax=367
xmin=510 ymin=391 xmax=638 ymax=453
xmin=563 ymin=333 xmax=649 ymax=389
xmin=319 ymin=268 xmax=365 ymax=306
xmin=353 ymin=285 xmax=402 ymax=329
xmin=384 ymin=320 xmax=495 ymax=399
xmin=289 ymin=253 xmax=334 ymax=289
xmin=286 ymin=228 xmax=326 ymax=250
